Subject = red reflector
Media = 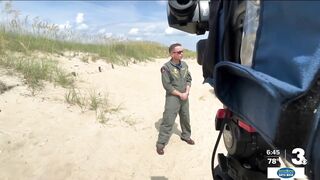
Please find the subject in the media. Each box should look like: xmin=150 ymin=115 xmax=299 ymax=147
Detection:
xmin=216 ymin=109 xmax=227 ymax=119
xmin=238 ymin=120 xmax=256 ymax=133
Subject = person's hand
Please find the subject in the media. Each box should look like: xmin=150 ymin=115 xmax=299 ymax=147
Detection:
xmin=180 ymin=92 xmax=189 ymax=101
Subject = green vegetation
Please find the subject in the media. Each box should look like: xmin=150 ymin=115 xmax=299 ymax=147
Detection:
xmin=0 ymin=53 xmax=74 ymax=94
xmin=65 ymin=88 xmax=87 ymax=111
xmin=0 ymin=28 xmax=195 ymax=63
xmin=64 ymin=88 xmax=122 ymax=123
xmin=0 ymin=30 xmax=174 ymax=64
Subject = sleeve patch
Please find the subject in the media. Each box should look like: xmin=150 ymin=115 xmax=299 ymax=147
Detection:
xmin=161 ymin=67 xmax=168 ymax=73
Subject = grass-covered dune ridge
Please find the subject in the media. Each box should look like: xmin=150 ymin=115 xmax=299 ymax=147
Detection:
xmin=0 ymin=29 xmax=195 ymax=64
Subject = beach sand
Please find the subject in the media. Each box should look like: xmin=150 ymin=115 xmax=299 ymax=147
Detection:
xmin=0 ymin=57 xmax=226 ymax=180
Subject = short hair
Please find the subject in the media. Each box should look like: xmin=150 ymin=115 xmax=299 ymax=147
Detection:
xmin=169 ymin=43 xmax=182 ymax=53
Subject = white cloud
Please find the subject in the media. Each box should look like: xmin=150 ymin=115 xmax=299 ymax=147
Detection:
xmin=98 ymin=28 xmax=106 ymax=34
xmin=128 ymin=28 xmax=139 ymax=35
xmin=76 ymin=23 xmax=88 ymax=30
xmin=135 ymin=37 xmax=142 ymax=41
xmin=112 ymin=22 xmax=167 ymax=38
xmin=58 ymin=21 xmax=72 ymax=30
xmin=76 ymin=13 xmax=84 ymax=24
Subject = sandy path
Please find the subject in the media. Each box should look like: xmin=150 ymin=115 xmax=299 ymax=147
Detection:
xmin=0 ymin=57 xmax=226 ymax=180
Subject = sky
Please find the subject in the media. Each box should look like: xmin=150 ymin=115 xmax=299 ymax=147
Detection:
xmin=0 ymin=1 xmax=208 ymax=51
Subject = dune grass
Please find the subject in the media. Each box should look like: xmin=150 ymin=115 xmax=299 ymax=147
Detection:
xmin=0 ymin=51 xmax=75 ymax=94
xmin=0 ymin=28 xmax=195 ymax=63
xmin=64 ymin=88 xmax=123 ymax=123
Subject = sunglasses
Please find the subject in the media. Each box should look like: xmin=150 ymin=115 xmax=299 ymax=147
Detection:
xmin=173 ymin=51 xmax=184 ymax=54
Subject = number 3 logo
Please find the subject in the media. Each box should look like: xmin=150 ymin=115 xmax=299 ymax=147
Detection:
xmin=292 ymin=148 xmax=307 ymax=165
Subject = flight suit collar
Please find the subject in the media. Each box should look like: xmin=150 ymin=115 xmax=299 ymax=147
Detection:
xmin=169 ymin=59 xmax=182 ymax=69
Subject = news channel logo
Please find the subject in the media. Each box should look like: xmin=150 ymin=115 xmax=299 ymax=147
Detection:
xmin=268 ymin=167 xmax=305 ymax=179
xmin=267 ymin=148 xmax=308 ymax=179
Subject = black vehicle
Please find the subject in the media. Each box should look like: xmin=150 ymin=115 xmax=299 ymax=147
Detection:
xmin=167 ymin=0 xmax=320 ymax=179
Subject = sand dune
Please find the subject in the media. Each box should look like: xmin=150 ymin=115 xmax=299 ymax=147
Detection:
xmin=0 ymin=57 xmax=226 ymax=180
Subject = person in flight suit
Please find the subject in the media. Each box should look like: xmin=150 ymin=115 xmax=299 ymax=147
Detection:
xmin=156 ymin=43 xmax=195 ymax=155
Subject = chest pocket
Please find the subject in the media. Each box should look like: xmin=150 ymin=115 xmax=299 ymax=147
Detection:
xmin=171 ymin=68 xmax=180 ymax=79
